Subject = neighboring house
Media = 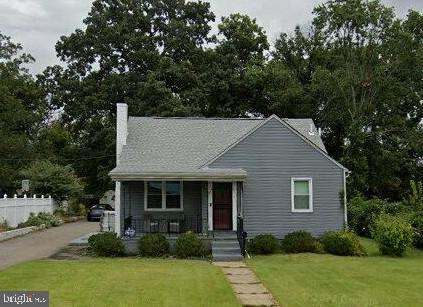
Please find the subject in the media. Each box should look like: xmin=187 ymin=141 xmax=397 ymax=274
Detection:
xmin=99 ymin=190 xmax=115 ymax=208
xmin=109 ymin=104 xmax=348 ymax=259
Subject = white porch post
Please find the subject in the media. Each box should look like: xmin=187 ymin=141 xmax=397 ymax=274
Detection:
xmin=115 ymin=181 xmax=121 ymax=236
xmin=232 ymin=182 xmax=237 ymax=231
xmin=207 ymin=181 xmax=213 ymax=231
xmin=115 ymin=103 xmax=127 ymax=237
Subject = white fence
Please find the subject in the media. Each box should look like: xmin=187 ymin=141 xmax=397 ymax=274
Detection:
xmin=0 ymin=194 xmax=56 ymax=228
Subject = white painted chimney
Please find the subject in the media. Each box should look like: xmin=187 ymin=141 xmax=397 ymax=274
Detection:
xmin=116 ymin=103 xmax=128 ymax=165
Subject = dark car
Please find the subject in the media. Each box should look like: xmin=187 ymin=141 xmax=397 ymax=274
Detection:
xmin=87 ymin=204 xmax=114 ymax=221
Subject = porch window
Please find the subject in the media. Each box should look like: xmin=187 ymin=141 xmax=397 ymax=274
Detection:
xmin=291 ymin=178 xmax=313 ymax=212
xmin=146 ymin=182 xmax=162 ymax=209
xmin=145 ymin=181 xmax=183 ymax=211
xmin=166 ymin=181 xmax=181 ymax=209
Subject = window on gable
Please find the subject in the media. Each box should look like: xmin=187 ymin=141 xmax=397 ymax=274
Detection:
xmin=291 ymin=178 xmax=313 ymax=212
xmin=145 ymin=181 xmax=183 ymax=210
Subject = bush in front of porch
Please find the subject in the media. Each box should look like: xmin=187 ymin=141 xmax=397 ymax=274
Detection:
xmin=88 ymin=232 xmax=125 ymax=257
xmin=138 ymin=233 xmax=170 ymax=257
xmin=175 ymin=232 xmax=206 ymax=258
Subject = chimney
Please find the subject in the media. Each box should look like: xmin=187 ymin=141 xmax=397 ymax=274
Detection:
xmin=116 ymin=103 xmax=128 ymax=165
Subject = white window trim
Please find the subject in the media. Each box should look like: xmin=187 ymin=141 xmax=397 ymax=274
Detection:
xmin=291 ymin=178 xmax=313 ymax=213
xmin=144 ymin=181 xmax=184 ymax=211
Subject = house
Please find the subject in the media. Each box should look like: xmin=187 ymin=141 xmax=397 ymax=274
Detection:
xmin=110 ymin=103 xmax=348 ymax=259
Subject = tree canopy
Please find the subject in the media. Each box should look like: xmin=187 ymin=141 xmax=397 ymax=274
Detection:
xmin=1 ymin=0 xmax=422 ymax=201
xmin=0 ymin=32 xmax=47 ymax=194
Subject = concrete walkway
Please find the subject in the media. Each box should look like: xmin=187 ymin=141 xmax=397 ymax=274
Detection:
xmin=0 ymin=221 xmax=98 ymax=271
xmin=214 ymin=262 xmax=279 ymax=307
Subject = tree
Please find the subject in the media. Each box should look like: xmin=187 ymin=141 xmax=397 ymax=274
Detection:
xmin=38 ymin=0 xmax=217 ymax=195
xmin=200 ymin=14 xmax=270 ymax=116
xmin=273 ymin=0 xmax=423 ymax=200
xmin=0 ymin=32 xmax=47 ymax=194
xmin=20 ymin=160 xmax=83 ymax=202
xmin=38 ymin=1 xmax=274 ymax=193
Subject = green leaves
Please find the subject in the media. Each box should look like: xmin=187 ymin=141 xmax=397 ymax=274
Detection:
xmin=20 ymin=160 xmax=83 ymax=202
xmin=0 ymin=32 xmax=47 ymax=194
xmin=274 ymin=0 xmax=423 ymax=201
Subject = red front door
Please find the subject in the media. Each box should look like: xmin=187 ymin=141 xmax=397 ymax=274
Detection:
xmin=213 ymin=182 xmax=232 ymax=230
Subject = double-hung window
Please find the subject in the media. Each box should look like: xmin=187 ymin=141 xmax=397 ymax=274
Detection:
xmin=291 ymin=178 xmax=313 ymax=212
xmin=145 ymin=181 xmax=183 ymax=211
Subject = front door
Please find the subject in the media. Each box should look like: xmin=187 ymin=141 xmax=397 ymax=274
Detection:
xmin=213 ymin=182 xmax=232 ymax=230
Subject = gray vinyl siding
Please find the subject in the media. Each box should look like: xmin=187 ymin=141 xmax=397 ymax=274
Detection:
xmin=210 ymin=117 xmax=345 ymax=238
xmin=121 ymin=181 xmax=204 ymax=233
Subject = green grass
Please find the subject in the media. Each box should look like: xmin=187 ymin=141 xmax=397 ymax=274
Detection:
xmin=247 ymin=238 xmax=423 ymax=307
xmin=0 ymin=258 xmax=240 ymax=307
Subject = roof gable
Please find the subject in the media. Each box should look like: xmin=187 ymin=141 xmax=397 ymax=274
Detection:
xmin=205 ymin=115 xmax=346 ymax=171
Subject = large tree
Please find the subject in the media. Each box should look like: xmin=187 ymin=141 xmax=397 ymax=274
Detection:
xmin=40 ymin=0 xmax=423 ymax=201
xmin=0 ymin=32 xmax=46 ymax=194
xmin=39 ymin=1 xmax=272 ymax=194
xmin=273 ymin=0 xmax=423 ymax=200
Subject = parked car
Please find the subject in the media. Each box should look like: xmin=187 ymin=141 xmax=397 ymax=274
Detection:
xmin=87 ymin=204 xmax=114 ymax=221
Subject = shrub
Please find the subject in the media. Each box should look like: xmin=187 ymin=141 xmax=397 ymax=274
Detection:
xmin=372 ymin=214 xmax=414 ymax=256
xmin=411 ymin=213 xmax=423 ymax=249
xmin=281 ymin=230 xmax=318 ymax=253
xmin=320 ymin=230 xmax=366 ymax=256
xmin=175 ymin=232 xmax=205 ymax=258
xmin=347 ymin=196 xmax=385 ymax=237
xmin=248 ymin=234 xmax=280 ymax=254
xmin=88 ymin=232 xmax=125 ymax=257
xmin=66 ymin=200 xmax=87 ymax=217
xmin=406 ymin=180 xmax=423 ymax=212
xmin=19 ymin=212 xmax=63 ymax=228
xmin=138 ymin=233 xmax=169 ymax=257
xmin=383 ymin=202 xmax=411 ymax=216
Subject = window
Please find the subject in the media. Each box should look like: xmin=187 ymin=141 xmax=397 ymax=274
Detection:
xmin=147 ymin=182 xmax=162 ymax=209
xmin=291 ymin=178 xmax=313 ymax=212
xmin=166 ymin=181 xmax=181 ymax=209
xmin=145 ymin=181 xmax=183 ymax=211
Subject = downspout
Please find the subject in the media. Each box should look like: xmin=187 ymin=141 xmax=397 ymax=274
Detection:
xmin=343 ymin=170 xmax=350 ymax=228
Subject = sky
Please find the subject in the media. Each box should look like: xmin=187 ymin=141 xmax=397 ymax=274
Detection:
xmin=0 ymin=0 xmax=422 ymax=74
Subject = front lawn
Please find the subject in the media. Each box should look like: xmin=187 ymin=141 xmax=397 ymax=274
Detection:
xmin=0 ymin=258 xmax=240 ymax=307
xmin=247 ymin=238 xmax=423 ymax=307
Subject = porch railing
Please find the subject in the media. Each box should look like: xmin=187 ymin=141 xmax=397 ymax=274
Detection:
xmin=237 ymin=215 xmax=247 ymax=257
xmin=124 ymin=215 xmax=202 ymax=235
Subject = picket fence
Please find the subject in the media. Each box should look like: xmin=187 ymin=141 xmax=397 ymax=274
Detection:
xmin=0 ymin=194 xmax=56 ymax=228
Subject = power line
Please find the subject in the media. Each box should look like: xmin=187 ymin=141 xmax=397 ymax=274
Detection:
xmin=0 ymin=155 xmax=115 ymax=162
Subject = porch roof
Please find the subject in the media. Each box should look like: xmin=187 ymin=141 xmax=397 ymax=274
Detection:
xmin=109 ymin=167 xmax=247 ymax=181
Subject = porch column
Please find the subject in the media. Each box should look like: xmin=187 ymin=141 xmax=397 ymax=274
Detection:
xmin=207 ymin=181 xmax=213 ymax=231
xmin=115 ymin=181 xmax=121 ymax=236
xmin=232 ymin=182 xmax=237 ymax=231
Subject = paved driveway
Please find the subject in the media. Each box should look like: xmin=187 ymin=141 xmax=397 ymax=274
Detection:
xmin=0 ymin=221 xmax=98 ymax=271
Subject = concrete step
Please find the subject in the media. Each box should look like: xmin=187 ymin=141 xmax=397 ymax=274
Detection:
xmin=213 ymin=253 xmax=244 ymax=262
xmin=212 ymin=247 xmax=241 ymax=254
xmin=212 ymin=241 xmax=240 ymax=249
xmin=213 ymin=232 xmax=238 ymax=240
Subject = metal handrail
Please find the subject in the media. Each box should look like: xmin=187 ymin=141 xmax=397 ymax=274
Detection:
xmin=237 ymin=215 xmax=247 ymax=257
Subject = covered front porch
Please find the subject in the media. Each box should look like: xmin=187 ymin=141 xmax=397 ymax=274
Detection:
xmin=115 ymin=179 xmax=243 ymax=237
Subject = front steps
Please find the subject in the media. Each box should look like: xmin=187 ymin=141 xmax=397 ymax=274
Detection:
xmin=212 ymin=232 xmax=243 ymax=261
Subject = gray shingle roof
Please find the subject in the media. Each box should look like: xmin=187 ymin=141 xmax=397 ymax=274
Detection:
xmin=110 ymin=116 xmax=327 ymax=178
